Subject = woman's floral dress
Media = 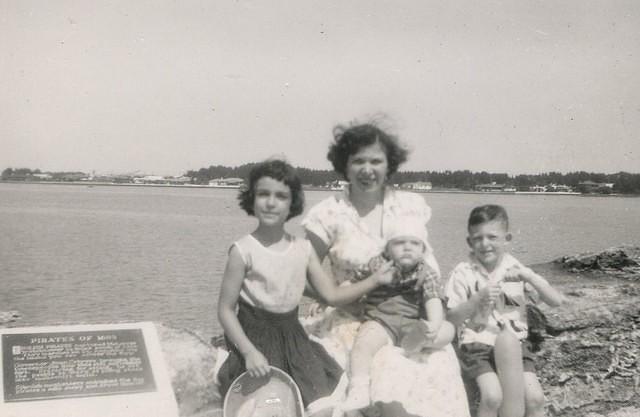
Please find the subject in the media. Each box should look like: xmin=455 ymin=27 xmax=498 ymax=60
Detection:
xmin=301 ymin=187 xmax=470 ymax=417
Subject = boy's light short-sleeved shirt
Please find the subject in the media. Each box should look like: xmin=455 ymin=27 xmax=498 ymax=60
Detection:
xmin=445 ymin=253 xmax=537 ymax=346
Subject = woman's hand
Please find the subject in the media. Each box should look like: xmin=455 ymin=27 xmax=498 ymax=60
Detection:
xmin=372 ymin=260 xmax=395 ymax=285
xmin=244 ymin=349 xmax=270 ymax=378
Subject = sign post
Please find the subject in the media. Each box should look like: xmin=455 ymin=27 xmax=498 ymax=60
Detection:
xmin=0 ymin=322 xmax=179 ymax=417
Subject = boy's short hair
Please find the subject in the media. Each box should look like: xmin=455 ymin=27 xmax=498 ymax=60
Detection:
xmin=238 ymin=159 xmax=305 ymax=220
xmin=467 ymin=204 xmax=509 ymax=231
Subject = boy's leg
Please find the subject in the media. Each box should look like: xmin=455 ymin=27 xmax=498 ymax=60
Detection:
xmin=523 ymin=372 xmax=545 ymax=417
xmin=494 ymin=329 xmax=525 ymax=417
xmin=476 ymin=372 xmax=503 ymax=417
xmin=343 ymin=320 xmax=391 ymax=410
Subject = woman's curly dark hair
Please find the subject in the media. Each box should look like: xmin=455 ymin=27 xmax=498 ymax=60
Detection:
xmin=327 ymin=121 xmax=409 ymax=180
xmin=238 ymin=159 xmax=305 ymax=220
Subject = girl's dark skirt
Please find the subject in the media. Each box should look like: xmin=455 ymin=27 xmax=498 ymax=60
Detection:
xmin=218 ymin=300 xmax=343 ymax=407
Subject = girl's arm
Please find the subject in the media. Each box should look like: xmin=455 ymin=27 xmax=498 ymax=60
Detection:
xmin=217 ymin=245 xmax=270 ymax=377
xmin=306 ymin=249 xmax=394 ymax=306
xmin=302 ymin=231 xmax=330 ymax=299
xmin=306 ymin=231 xmax=329 ymax=262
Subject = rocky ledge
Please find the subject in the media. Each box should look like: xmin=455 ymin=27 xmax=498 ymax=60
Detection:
xmin=532 ymin=245 xmax=640 ymax=417
xmin=2 ymin=246 xmax=639 ymax=417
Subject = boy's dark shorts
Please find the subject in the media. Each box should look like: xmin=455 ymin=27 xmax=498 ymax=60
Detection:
xmin=458 ymin=340 xmax=536 ymax=380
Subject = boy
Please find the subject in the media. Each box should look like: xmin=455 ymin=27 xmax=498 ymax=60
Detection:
xmin=446 ymin=205 xmax=565 ymax=417
xmin=343 ymin=218 xmax=451 ymax=411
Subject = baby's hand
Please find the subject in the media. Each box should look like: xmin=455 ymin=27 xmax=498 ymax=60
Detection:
xmin=373 ymin=260 xmax=395 ymax=285
xmin=413 ymin=264 xmax=439 ymax=291
xmin=244 ymin=349 xmax=270 ymax=378
xmin=423 ymin=321 xmax=440 ymax=341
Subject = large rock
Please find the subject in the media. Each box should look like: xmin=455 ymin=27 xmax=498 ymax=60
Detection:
xmin=156 ymin=324 xmax=224 ymax=417
xmin=554 ymin=245 xmax=640 ymax=276
xmin=0 ymin=310 xmax=20 ymax=327
xmin=529 ymin=247 xmax=640 ymax=417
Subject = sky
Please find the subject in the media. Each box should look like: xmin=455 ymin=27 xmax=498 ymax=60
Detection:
xmin=1 ymin=0 xmax=639 ymax=176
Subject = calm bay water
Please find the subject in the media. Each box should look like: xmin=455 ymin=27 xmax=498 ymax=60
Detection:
xmin=0 ymin=183 xmax=638 ymax=338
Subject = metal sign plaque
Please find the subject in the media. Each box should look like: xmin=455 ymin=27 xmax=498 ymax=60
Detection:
xmin=2 ymin=328 xmax=156 ymax=402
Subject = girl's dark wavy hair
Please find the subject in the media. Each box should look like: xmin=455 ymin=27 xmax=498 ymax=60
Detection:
xmin=327 ymin=121 xmax=409 ymax=180
xmin=238 ymin=159 xmax=305 ymax=220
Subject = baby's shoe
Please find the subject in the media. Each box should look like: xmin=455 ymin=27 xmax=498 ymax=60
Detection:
xmin=341 ymin=377 xmax=370 ymax=411
xmin=400 ymin=320 xmax=432 ymax=354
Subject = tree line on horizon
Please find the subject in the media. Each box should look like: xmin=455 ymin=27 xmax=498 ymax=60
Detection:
xmin=4 ymin=166 xmax=640 ymax=194
xmin=185 ymin=164 xmax=640 ymax=194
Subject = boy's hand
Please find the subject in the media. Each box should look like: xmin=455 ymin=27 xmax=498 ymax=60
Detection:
xmin=504 ymin=264 xmax=537 ymax=283
xmin=244 ymin=349 xmax=270 ymax=378
xmin=373 ymin=260 xmax=395 ymax=285
xmin=478 ymin=282 xmax=501 ymax=307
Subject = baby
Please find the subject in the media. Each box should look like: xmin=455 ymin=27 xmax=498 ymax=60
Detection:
xmin=343 ymin=218 xmax=446 ymax=411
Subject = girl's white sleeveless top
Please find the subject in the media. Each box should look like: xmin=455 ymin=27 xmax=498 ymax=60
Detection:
xmin=233 ymin=234 xmax=311 ymax=313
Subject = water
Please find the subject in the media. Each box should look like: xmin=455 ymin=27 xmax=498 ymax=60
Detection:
xmin=0 ymin=183 xmax=638 ymax=339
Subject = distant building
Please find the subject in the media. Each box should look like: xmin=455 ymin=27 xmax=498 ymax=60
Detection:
xmin=546 ymin=183 xmax=573 ymax=192
xmin=59 ymin=172 xmax=88 ymax=181
xmin=529 ymin=185 xmax=546 ymax=192
xmin=475 ymin=182 xmax=508 ymax=192
xmin=401 ymin=181 xmax=432 ymax=191
xmin=325 ymin=180 xmax=348 ymax=190
xmin=578 ymin=181 xmax=614 ymax=193
xmin=134 ymin=175 xmax=166 ymax=184
xmin=166 ymin=176 xmax=191 ymax=185
xmin=209 ymin=177 xmax=244 ymax=188
xmin=32 ymin=173 xmax=53 ymax=180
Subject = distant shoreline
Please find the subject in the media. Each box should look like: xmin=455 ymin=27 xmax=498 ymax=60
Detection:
xmin=3 ymin=180 xmax=637 ymax=197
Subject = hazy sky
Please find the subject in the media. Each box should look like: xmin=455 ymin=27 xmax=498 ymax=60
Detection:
xmin=2 ymin=1 xmax=639 ymax=176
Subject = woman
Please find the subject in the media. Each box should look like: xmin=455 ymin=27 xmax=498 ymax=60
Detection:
xmin=302 ymin=121 xmax=470 ymax=417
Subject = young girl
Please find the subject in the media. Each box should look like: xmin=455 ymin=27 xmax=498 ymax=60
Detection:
xmin=217 ymin=159 xmax=394 ymax=417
